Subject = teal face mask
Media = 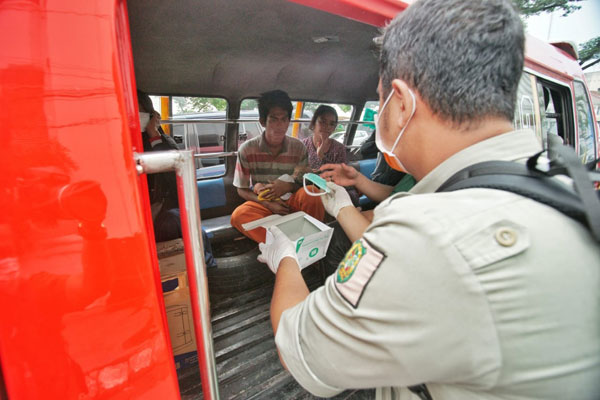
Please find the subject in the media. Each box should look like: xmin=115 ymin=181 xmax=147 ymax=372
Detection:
xmin=303 ymin=173 xmax=331 ymax=196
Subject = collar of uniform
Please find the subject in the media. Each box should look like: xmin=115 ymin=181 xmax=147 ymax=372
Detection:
xmin=258 ymin=131 xmax=289 ymax=155
xmin=410 ymin=129 xmax=542 ymax=194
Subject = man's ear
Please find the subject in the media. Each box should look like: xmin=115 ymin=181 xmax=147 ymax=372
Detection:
xmin=390 ymin=79 xmax=416 ymax=128
xmin=259 ymin=118 xmax=266 ymax=128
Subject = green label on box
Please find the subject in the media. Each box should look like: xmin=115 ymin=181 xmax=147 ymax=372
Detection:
xmin=296 ymin=237 xmax=304 ymax=253
xmin=309 ymin=247 xmax=318 ymax=257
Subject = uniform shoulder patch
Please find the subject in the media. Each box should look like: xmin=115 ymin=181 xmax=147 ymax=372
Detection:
xmin=334 ymin=238 xmax=384 ymax=308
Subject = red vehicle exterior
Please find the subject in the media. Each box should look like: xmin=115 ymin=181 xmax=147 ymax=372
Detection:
xmin=0 ymin=1 xmax=597 ymax=399
xmin=0 ymin=1 xmax=181 ymax=398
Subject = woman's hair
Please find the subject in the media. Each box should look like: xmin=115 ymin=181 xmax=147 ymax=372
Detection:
xmin=137 ymin=90 xmax=155 ymax=113
xmin=309 ymin=105 xmax=338 ymax=130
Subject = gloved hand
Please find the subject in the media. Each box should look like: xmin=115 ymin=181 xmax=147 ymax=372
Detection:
xmin=321 ymin=181 xmax=353 ymax=218
xmin=257 ymin=226 xmax=299 ymax=273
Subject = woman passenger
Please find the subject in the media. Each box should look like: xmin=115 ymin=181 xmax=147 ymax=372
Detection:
xmin=302 ymin=105 xmax=359 ymax=205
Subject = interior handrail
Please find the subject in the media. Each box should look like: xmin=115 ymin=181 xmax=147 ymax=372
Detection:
xmin=194 ymin=151 xmax=238 ymax=159
xmin=161 ymin=118 xmax=375 ymax=125
xmin=135 ymin=150 xmax=220 ymax=400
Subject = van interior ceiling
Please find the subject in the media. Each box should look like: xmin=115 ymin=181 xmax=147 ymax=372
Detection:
xmin=125 ymin=1 xmax=385 ymax=398
xmin=127 ymin=0 xmax=381 ymax=106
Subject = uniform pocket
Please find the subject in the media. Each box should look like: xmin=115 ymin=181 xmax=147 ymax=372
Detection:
xmin=454 ymin=219 xmax=530 ymax=270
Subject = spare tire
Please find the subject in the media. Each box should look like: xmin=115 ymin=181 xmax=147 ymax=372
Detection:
xmin=207 ymin=240 xmax=274 ymax=295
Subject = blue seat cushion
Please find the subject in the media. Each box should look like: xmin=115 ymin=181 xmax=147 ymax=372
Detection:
xmin=197 ymin=178 xmax=226 ymax=209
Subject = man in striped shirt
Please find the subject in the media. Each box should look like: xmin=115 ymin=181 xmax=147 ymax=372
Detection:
xmin=231 ymin=90 xmax=324 ymax=243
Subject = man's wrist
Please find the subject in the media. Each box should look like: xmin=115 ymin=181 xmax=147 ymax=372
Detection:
xmin=276 ymin=256 xmax=300 ymax=274
xmin=336 ymin=204 xmax=355 ymax=220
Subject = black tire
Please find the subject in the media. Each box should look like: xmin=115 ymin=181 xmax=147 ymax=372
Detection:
xmin=207 ymin=243 xmax=274 ymax=295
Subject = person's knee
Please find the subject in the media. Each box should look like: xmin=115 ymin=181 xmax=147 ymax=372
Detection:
xmin=230 ymin=204 xmax=245 ymax=229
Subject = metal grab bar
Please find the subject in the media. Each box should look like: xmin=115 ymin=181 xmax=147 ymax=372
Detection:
xmin=160 ymin=118 xmax=375 ymax=125
xmin=135 ymin=150 xmax=220 ymax=400
xmin=194 ymin=151 xmax=237 ymax=159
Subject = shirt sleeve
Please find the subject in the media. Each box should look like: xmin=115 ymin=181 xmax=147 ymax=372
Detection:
xmin=275 ymin=200 xmax=502 ymax=394
xmin=233 ymin=143 xmax=251 ymax=188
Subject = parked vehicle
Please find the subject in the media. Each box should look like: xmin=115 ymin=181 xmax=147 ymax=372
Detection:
xmin=332 ymin=129 xmax=371 ymax=146
xmin=1 ymin=1 xmax=597 ymax=399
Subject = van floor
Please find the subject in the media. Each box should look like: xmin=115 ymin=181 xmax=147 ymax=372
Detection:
xmin=177 ymin=265 xmax=375 ymax=400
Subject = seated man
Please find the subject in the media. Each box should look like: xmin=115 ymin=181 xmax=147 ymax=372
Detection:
xmin=231 ymin=90 xmax=324 ymax=243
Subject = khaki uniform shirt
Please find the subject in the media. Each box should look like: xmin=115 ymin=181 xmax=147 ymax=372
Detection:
xmin=275 ymin=130 xmax=600 ymax=399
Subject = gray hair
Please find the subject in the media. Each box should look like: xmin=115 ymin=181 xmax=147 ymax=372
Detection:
xmin=380 ymin=0 xmax=524 ymax=126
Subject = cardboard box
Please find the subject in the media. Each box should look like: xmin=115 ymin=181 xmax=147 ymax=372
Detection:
xmin=157 ymin=239 xmax=198 ymax=371
xmin=242 ymin=211 xmax=333 ymax=268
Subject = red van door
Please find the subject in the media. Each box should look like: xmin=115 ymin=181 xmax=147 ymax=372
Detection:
xmin=0 ymin=1 xmax=181 ymax=398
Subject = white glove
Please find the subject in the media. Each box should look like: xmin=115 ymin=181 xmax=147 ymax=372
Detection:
xmin=257 ymin=226 xmax=299 ymax=273
xmin=321 ymin=181 xmax=353 ymax=218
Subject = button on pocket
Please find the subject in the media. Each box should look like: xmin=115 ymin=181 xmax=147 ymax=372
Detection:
xmin=455 ymin=220 xmax=530 ymax=270
xmin=495 ymin=227 xmax=518 ymax=247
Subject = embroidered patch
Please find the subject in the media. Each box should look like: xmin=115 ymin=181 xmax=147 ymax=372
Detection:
xmin=334 ymin=239 xmax=384 ymax=308
xmin=337 ymin=241 xmax=366 ymax=283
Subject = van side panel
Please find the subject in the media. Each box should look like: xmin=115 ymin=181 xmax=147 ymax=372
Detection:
xmin=0 ymin=1 xmax=181 ymax=398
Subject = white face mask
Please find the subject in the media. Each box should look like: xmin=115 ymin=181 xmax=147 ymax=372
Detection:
xmin=139 ymin=112 xmax=150 ymax=132
xmin=374 ymin=88 xmax=416 ymax=172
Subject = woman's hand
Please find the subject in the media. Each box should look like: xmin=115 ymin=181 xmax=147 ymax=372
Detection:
xmin=316 ymin=137 xmax=331 ymax=160
xmin=319 ymin=163 xmax=359 ymax=187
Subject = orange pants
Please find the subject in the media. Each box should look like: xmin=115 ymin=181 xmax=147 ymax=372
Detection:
xmin=231 ymin=187 xmax=325 ymax=243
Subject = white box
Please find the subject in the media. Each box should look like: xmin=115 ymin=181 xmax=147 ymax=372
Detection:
xmin=242 ymin=211 xmax=333 ymax=268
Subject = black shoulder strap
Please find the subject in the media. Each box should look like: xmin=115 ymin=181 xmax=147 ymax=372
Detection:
xmin=437 ymin=135 xmax=600 ymax=243
xmin=408 ymin=139 xmax=599 ymax=400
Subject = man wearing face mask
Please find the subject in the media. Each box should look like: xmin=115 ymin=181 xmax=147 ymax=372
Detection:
xmin=258 ymin=0 xmax=600 ymax=399
xmin=138 ymin=90 xmax=217 ymax=267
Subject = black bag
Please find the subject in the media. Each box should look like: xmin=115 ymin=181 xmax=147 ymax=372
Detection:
xmin=438 ymin=135 xmax=600 ymax=242
xmin=408 ymin=136 xmax=600 ymax=400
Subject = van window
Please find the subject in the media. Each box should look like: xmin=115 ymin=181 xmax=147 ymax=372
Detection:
xmin=573 ymin=81 xmax=597 ymax=163
xmin=170 ymin=96 xmax=228 ymax=177
xmin=536 ymin=79 xmax=574 ymax=148
xmin=513 ymin=72 xmax=540 ymax=139
xmin=352 ymin=101 xmax=378 ymax=147
xmin=237 ymin=109 xmax=263 ymax=149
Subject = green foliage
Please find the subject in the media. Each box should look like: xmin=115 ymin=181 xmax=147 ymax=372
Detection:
xmin=173 ymin=96 xmax=227 ymax=114
xmin=241 ymin=99 xmax=258 ymax=110
xmin=579 ymin=36 xmax=600 ymax=70
xmin=338 ymin=104 xmax=352 ymax=113
xmin=513 ymin=0 xmax=582 ymax=17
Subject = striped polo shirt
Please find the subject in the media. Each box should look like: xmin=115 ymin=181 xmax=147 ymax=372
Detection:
xmin=233 ymin=133 xmax=308 ymax=188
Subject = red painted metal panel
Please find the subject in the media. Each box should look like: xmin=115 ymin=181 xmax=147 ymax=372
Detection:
xmin=524 ymin=35 xmax=584 ymax=82
xmin=288 ymin=0 xmax=410 ymax=27
xmin=0 ymin=0 xmax=181 ymax=398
